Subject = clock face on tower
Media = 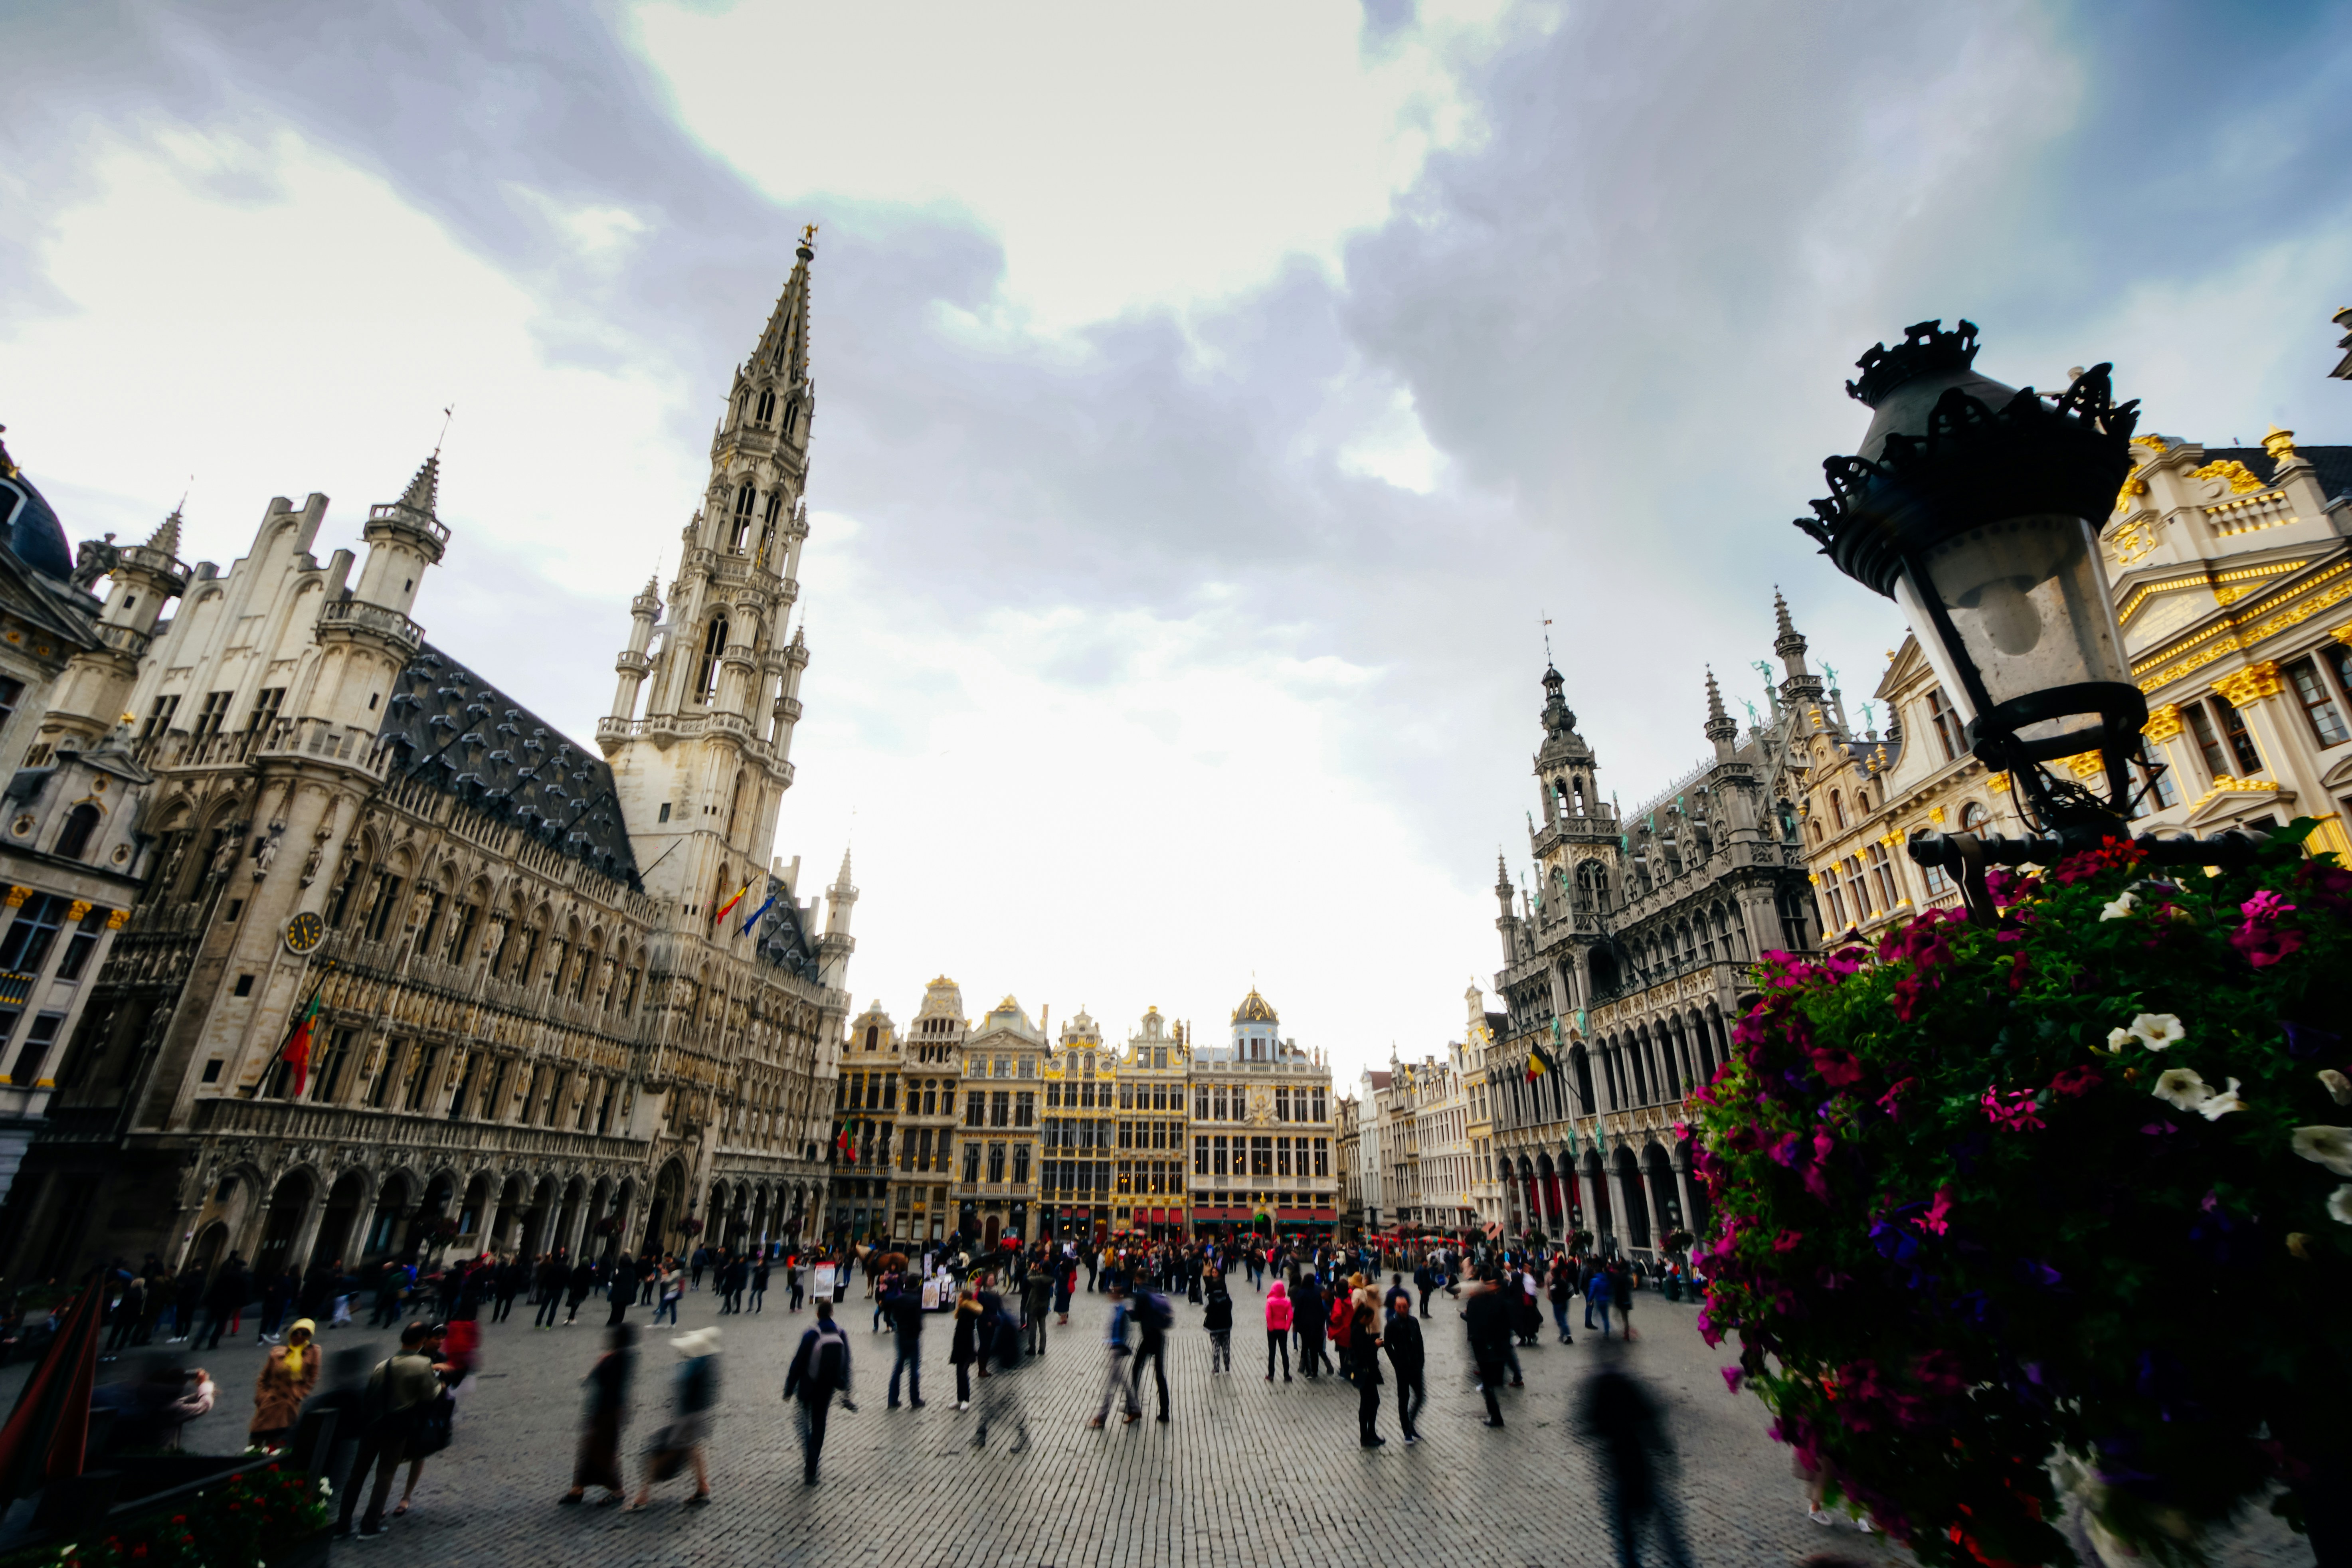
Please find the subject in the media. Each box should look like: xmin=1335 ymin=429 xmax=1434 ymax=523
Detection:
xmin=284 ymin=911 xmax=324 ymax=957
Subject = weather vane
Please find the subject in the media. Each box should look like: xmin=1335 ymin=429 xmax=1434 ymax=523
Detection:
xmin=433 ymin=403 xmax=455 ymax=458
xmin=801 ymin=222 xmax=819 ymax=247
xmin=1541 ymin=609 xmax=1554 ymax=664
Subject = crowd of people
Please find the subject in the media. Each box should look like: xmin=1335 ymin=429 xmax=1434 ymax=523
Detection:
xmin=36 ymin=1229 xmax=1705 ymax=1546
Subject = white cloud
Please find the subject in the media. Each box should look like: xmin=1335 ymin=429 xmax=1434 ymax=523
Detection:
xmin=628 ymin=0 xmax=1491 ymax=328
xmin=2 ymin=129 xmax=702 ymax=604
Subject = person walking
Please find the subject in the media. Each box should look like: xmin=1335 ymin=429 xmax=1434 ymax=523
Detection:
xmin=170 ymin=1263 xmax=205 ymax=1343
xmin=653 ymin=1262 xmax=684 ymax=1327
xmin=1550 ymin=1258 xmax=1577 ymax=1345
xmin=949 ymin=1283 xmax=982 ymax=1410
xmin=1020 ymin=1263 xmax=1050 ymax=1357
xmin=1087 ymin=1281 xmax=1139 ymax=1428
xmin=627 ymin=1327 xmax=719 ymax=1509
xmin=1347 ymin=1293 xmax=1385 ymax=1448
xmin=884 ymin=1271 xmax=924 ymax=1409
xmin=786 ymin=1256 xmax=806 ymax=1313
xmin=1611 ymin=1258 xmax=1637 ymax=1342
xmin=1384 ymin=1294 xmax=1425 ymax=1445
xmin=1202 ymin=1265 xmax=1233 ymax=1374
xmin=783 ymin=1302 xmax=853 ymax=1485
xmin=560 ymin=1322 xmax=634 ymax=1507
xmin=201 ymin=1254 xmax=248 ymax=1351
xmin=564 ymin=1257 xmax=596 ymax=1326
xmin=750 ymin=1257 xmax=770 ymax=1313
xmin=1263 ymin=1279 xmax=1293 ymax=1382
xmin=1588 ymin=1262 xmax=1614 ymax=1339
xmin=1465 ymin=1268 xmax=1512 ymax=1428
xmin=534 ymin=1253 xmax=567 ymax=1329
xmin=334 ymin=1321 xmax=440 ymax=1538
xmin=248 ymin=1319 xmax=320 ymax=1449
xmin=1052 ymin=1252 xmax=1074 ymax=1326
xmin=605 ymin=1253 xmax=634 ymax=1328
xmin=1127 ymin=1282 xmax=1170 ymax=1425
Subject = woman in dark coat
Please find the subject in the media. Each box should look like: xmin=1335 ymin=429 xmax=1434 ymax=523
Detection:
xmin=949 ymin=1285 xmax=981 ymax=1410
xmin=561 ymin=1322 xmax=633 ymax=1505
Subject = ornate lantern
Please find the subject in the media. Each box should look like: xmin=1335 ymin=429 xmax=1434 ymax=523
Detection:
xmin=1795 ymin=320 xmax=2256 ymax=917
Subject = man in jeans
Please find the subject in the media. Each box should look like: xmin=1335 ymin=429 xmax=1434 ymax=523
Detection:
xmin=884 ymin=1271 xmax=924 ymax=1409
xmin=335 ymin=1321 xmax=441 ymax=1537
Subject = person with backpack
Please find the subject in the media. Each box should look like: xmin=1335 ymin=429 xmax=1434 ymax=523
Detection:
xmin=334 ymin=1321 xmax=441 ymax=1538
xmin=1549 ymin=1257 xmax=1578 ymax=1345
xmin=782 ymin=1303 xmax=852 ymax=1485
xmin=1384 ymin=1293 xmax=1426 ymax=1445
xmin=1086 ymin=1280 xmax=1140 ymax=1428
xmin=1127 ymin=1282 xmax=1171 ymax=1425
xmin=1201 ymin=1265 xmax=1233 ymax=1374
xmin=627 ymin=1326 xmax=720 ymax=1509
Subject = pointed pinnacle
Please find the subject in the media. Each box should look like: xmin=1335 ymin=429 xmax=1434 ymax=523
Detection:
xmin=398 ymin=454 xmax=440 ymax=518
xmin=148 ymin=509 xmax=183 ymax=556
xmin=1773 ymin=587 xmax=1794 ymax=639
xmin=1705 ymin=664 xmax=1726 ymax=720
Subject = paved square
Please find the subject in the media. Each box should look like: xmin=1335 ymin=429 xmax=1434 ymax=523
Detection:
xmin=18 ymin=1277 xmax=2315 ymax=1566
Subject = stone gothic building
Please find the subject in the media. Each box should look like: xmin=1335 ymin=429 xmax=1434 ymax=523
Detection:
xmin=1483 ymin=597 xmax=1830 ymax=1258
xmin=0 ymin=235 xmax=856 ymax=1284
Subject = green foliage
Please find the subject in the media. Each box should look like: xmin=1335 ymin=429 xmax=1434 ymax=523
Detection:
xmin=1691 ymin=826 xmax=2352 ymax=1567
xmin=54 ymin=1465 xmax=328 ymax=1568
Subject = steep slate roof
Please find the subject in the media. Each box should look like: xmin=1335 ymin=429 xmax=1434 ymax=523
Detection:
xmin=377 ymin=642 xmax=641 ymax=890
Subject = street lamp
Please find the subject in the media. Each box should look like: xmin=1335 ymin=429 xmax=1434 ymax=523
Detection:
xmin=1794 ymin=319 xmax=2259 ymax=919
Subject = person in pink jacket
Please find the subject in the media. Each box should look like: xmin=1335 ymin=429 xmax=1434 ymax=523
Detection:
xmin=1264 ymin=1280 xmax=1293 ymax=1383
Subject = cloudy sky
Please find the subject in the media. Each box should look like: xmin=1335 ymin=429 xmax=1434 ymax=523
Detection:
xmin=6 ymin=0 xmax=2349 ymax=1079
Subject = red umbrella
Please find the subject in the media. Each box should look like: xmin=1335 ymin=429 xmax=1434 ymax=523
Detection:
xmin=0 ymin=1280 xmax=104 ymax=1501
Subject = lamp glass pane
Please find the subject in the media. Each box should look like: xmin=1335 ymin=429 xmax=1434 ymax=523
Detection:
xmin=1908 ymin=514 xmax=2129 ymax=746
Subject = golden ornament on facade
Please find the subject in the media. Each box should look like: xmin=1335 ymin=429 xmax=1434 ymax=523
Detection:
xmin=2210 ymin=661 xmax=2285 ymax=708
xmin=2261 ymin=426 xmax=2297 ymax=461
xmin=2190 ymin=459 xmax=2267 ymax=495
xmin=2142 ymin=704 xmax=2185 ymax=743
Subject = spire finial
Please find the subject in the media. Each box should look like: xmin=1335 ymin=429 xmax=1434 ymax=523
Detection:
xmin=1541 ymin=607 xmax=1554 ymax=665
xmin=433 ymin=403 xmax=455 ymax=459
xmin=1773 ymin=586 xmax=1795 ymax=639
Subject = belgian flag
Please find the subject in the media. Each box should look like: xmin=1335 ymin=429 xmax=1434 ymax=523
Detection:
xmin=1525 ymin=1040 xmax=1557 ymax=1085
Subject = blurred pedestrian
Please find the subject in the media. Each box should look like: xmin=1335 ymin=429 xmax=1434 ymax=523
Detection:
xmin=560 ymin=1321 xmax=633 ymax=1506
xmin=1577 ymin=1341 xmax=1694 ymax=1567
xmin=1262 ymin=1278 xmax=1292 ymax=1382
xmin=1202 ymin=1265 xmax=1232 ymax=1374
xmin=1384 ymin=1294 xmax=1424 ymax=1445
xmin=627 ymin=1326 xmax=718 ymax=1509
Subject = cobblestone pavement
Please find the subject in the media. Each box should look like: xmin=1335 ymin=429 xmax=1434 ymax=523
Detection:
xmin=19 ymin=1278 xmax=2316 ymax=1567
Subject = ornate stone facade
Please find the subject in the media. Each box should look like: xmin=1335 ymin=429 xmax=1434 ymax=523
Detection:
xmin=0 ymin=239 xmax=855 ymax=1283
xmin=1484 ymin=600 xmax=1827 ymax=1258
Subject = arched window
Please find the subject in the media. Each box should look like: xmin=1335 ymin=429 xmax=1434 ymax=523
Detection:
xmin=1855 ymin=790 xmax=1870 ymax=814
xmin=54 ymin=803 xmax=101 ymax=861
xmin=1829 ymin=790 xmax=1846 ymax=830
xmin=1811 ymin=821 xmax=1824 ymax=844
xmin=730 ymin=484 xmax=756 ymax=553
xmin=754 ymin=388 xmax=777 ymax=424
xmin=1960 ymin=801 xmax=1988 ymax=832
xmin=864 ymin=1026 xmax=878 ymax=1050
xmin=695 ymin=617 xmax=730 ymax=704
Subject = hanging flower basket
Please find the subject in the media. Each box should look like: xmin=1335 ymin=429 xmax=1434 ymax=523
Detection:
xmin=1692 ymin=827 xmax=2352 ymax=1568
xmin=678 ymin=1218 xmax=704 ymax=1238
xmin=427 ymin=1216 xmax=461 ymax=1244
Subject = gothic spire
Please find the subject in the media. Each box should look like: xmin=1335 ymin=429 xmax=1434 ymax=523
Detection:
xmin=147 ymin=507 xmax=183 ymax=557
xmin=753 ymin=225 xmax=819 ymax=389
xmin=1773 ymin=586 xmax=1812 ymax=680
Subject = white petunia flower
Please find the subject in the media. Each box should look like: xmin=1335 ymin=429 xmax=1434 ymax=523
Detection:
xmin=2320 ymin=1069 xmax=2352 ymax=1107
xmin=2152 ymin=1069 xmax=2212 ymax=1111
xmin=2130 ymin=1013 xmax=2187 ymax=1050
xmin=2293 ymin=1126 xmax=2352 ymax=1177
xmin=2197 ymin=1078 xmax=2246 ymax=1120
xmin=2330 ymin=1185 xmax=2352 ymax=1226
xmin=2105 ymin=1028 xmax=2133 ymax=1054
xmin=2100 ymin=892 xmax=2139 ymax=921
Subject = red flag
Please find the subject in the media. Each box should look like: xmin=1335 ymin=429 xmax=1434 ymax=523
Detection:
xmin=279 ymin=992 xmax=319 ymax=1096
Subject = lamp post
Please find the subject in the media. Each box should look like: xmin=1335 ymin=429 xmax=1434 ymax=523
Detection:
xmin=1794 ymin=319 xmax=2259 ymax=920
